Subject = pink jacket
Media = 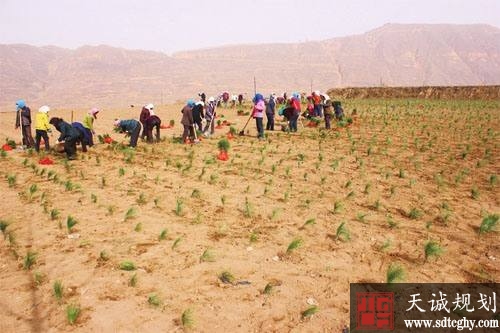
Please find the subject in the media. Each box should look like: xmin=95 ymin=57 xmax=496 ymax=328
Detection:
xmin=252 ymin=100 xmax=265 ymax=118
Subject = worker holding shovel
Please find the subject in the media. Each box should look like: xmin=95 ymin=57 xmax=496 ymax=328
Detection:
xmin=203 ymin=97 xmax=217 ymax=136
xmin=252 ymin=93 xmax=265 ymax=140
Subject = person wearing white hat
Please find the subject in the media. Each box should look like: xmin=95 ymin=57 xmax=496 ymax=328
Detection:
xmin=192 ymin=101 xmax=205 ymax=131
xmin=203 ymin=97 xmax=216 ymax=135
xmin=35 ymin=105 xmax=51 ymax=152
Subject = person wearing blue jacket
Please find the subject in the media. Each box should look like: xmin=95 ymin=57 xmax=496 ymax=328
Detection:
xmin=72 ymin=122 xmax=89 ymax=152
xmin=265 ymin=94 xmax=276 ymax=131
xmin=114 ymin=119 xmax=141 ymax=147
xmin=49 ymin=117 xmax=80 ymax=160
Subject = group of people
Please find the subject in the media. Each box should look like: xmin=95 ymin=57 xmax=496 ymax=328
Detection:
xmin=13 ymin=91 xmax=344 ymax=158
xmin=249 ymin=90 xmax=345 ymax=138
xmin=14 ymin=99 xmax=99 ymax=160
xmin=180 ymin=97 xmax=218 ymax=143
xmin=114 ymin=103 xmax=163 ymax=148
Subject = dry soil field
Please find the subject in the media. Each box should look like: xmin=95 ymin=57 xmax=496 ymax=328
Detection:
xmin=0 ymin=98 xmax=498 ymax=332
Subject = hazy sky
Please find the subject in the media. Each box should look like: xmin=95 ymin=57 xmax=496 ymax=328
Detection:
xmin=1 ymin=0 xmax=499 ymax=54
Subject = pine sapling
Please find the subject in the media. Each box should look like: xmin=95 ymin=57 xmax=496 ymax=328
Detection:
xmin=181 ymin=308 xmax=194 ymax=329
xmin=424 ymin=240 xmax=444 ymax=261
xmin=479 ymin=214 xmax=498 ymax=235
xmin=7 ymin=174 xmax=16 ymax=187
xmin=200 ymin=248 xmax=215 ymax=262
xmin=99 ymin=250 xmax=110 ymax=261
xmin=379 ymin=239 xmax=392 ymax=252
xmin=66 ymin=216 xmax=78 ymax=233
xmin=136 ymin=193 xmax=147 ymax=205
xmin=471 ymin=187 xmax=480 ymax=200
xmin=408 ymin=207 xmax=423 ymax=220
xmin=386 ymin=215 xmax=398 ymax=229
xmin=286 ymin=238 xmax=303 ymax=254
xmin=218 ymin=270 xmax=235 ymax=284
xmin=171 ymin=237 xmax=182 ymax=250
xmin=123 ymin=207 xmax=137 ymax=221
xmin=263 ymin=283 xmax=273 ymax=295
xmin=23 ymin=251 xmax=37 ymax=270
xmin=301 ymin=305 xmax=319 ymax=319
xmin=386 ymin=263 xmax=405 ymax=284
xmin=175 ymin=198 xmax=184 ymax=216
xmin=119 ymin=261 xmax=136 ymax=271
xmin=0 ymin=220 xmax=9 ymax=236
xmin=302 ymin=218 xmax=316 ymax=228
xmin=332 ymin=200 xmax=344 ymax=214
xmin=249 ymin=231 xmax=259 ymax=243
xmin=66 ymin=304 xmax=81 ymax=325
xmin=53 ymin=280 xmax=63 ymax=301
xmin=335 ymin=221 xmax=350 ymax=242
xmin=129 ymin=273 xmax=138 ymax=287
xmin=158 ymin=228 xmax=168 ymax=241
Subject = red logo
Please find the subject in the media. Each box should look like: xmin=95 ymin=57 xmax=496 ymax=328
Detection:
xmin=356 ymin=292 xmax=394 ymax=330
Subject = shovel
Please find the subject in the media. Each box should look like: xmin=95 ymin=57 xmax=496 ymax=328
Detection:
xmin=239 ymin=113 xmax=253 ymax=136
xmin=192 ymin=124 xmax=201 ymax=144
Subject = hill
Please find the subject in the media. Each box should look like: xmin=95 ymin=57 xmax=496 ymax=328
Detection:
xmin=1 ymin=23 xmax=499 ymax=109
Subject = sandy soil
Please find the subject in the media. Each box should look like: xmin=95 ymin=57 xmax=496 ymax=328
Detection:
xmin=0 ymin=99 xmax=498 ymax=332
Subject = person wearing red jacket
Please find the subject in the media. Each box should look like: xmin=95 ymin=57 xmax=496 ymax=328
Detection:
xmin=140 ymin=104 xmax=154 ymax=140
xmin=289 ymin=93 xmax=301 ymax=132
xmin=145 ymin=109 xmax=162 ymax=143
xmin=312 ymin=91 xmax=323 ymax=117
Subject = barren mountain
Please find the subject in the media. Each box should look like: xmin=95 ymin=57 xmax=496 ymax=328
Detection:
xmin=1 ymin=23 xmax=499 ymax=109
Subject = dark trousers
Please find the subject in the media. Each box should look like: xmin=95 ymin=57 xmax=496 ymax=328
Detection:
xmin=325 ymin=114 xmax=332 ymax=129
xmin=314 ymin=104 xmax=323 ymax=117
xmin=64 ymin=137 xmax=77 ymax=159
xmin=289 ymin=114 xmax=299 ymax=132
xmin=75 ymin=129 xmax=88 ymax=152
xmin=35 ymin=129 xmax=50 ymax=152
xmin=266 ymin=113 xmax=274 ymax=130
xmin=256 ymin=117 xmax=264 ymax=138
xmin=194 ymin=119 xmax=203 ymax=132
xmin=83 ymin=128 xmax=94 ymax=146
xmin=182 ymin=124 xmax=194 ymax=142
xmin=129 ymin=123 xmax=141 ymax=147
xmin=146 ymin=121 xmax=161 ymax=143
xmin=22 ymin=125 xmax=35 ymax=148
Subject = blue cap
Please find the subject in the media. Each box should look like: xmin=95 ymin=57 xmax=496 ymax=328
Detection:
xmin=187 ymin=99 xmax=196 ymax=107
xmin=16 ymin=99 xmax=26 ymax=110
xmin=253 ymin=93 xmax=264 ymax=103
